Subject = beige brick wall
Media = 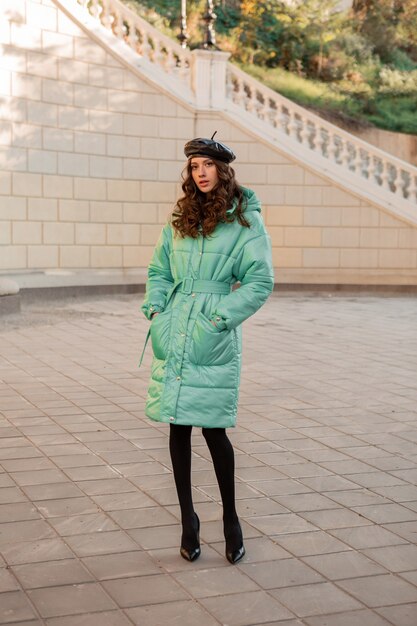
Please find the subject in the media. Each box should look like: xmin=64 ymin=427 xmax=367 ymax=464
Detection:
xmin=1 ymin=0 xmax=417 ymax=284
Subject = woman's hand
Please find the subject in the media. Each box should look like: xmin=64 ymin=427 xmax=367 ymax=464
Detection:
xmin=151 ymin=312 xmax=160 ymax=319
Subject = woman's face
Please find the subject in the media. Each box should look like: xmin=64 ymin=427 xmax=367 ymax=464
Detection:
xmin=190 ymin=157 xmax=219 ymax=193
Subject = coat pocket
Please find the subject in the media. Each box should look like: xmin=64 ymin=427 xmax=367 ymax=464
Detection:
xmin=189 ymin=311 xmax=235 ymax=366
xmin=150 ymin=310 xmax=172 ymax=360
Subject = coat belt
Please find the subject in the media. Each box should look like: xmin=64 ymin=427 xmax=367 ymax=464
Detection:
xmin=139 ymin=277 xmax=231 ymax=367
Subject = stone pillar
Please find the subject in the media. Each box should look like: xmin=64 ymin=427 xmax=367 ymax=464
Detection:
xmin=190 ymin=49 xmax=230 ymax=110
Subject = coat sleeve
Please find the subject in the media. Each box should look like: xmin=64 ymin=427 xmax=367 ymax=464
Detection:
xmin=141 ymin=225 xmax=174 ymax=320
xmin=210 ymin=232 xmax=274 ymax=330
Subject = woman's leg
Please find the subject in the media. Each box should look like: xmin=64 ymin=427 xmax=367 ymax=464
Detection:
xmin=202 ymin=427 xmax=245 ymax=563
xmin=169 ymin=423 xmax=200 ymax=560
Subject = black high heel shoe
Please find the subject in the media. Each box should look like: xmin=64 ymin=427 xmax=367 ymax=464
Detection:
xmin=180 ymin=513 xmax=201 ymax=562
xmin=225 ymin=519 xmax=245 ymax=564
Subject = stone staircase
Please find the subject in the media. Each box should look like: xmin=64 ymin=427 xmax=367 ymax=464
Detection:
xmin=58 ymin=0 xmax=417 ymax=226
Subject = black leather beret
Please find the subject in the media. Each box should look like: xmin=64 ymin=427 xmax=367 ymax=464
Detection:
xmin=184 ymin=136 xmax=236 ymax=163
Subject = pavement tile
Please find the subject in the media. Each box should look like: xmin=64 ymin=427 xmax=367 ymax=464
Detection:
xmin=274 ymin=492 xmax=343 ymax=513
xmin=0 ymin=590 xmax=38 ymax=624
xmin=50 ymin=454 xmax=106 ymax=468
xmin=64 ymin=530 xmax=139 ymax=557
xmin=237 ymin=478 xmax=312 ymax=497
xmin=337 ymin=574 xmax=417 ymax=607
xmin=200 ymin=590 xmax=295 ymax=624
xmin=246 ymin=513 xmax=318 ymax=535
xmin=381 ymin=521 xmax=417 ymax=543
xmin=102 ymin=573 xmax=188 ymax=607
xmin=109 ymin=506 xmax=177 ymax=529
xmin=322 ymin=489 xmax=388 ymax=507
xmin=376 ymin=603 xmax=417 ymax=626
xmin=0 ymin=519 xmax=55 ymax=546
xmin=90 ymin=491 xmax=155 ymax=511
xmin=352 ymin=504 xmax=417 ymax=524
xmin=11 ymin=469 xmax=69 ymax=486
xmin=240 ymin=558 xmax=324 ymax=589
xmin=271 ymin=582 xmax=363 ymax=617
xmin=363 ymin=545 xmax=417 ymax=573
xmin=0 ymin=538 xmax=74 ymax=565
xmin=22 ymin=483 xmax=84 ymax=501
xmin=301 ymin=551 xmax=388 ymax=580
xmin=81 ymin=550 xmax=160 ymax=579
xmin=298 ymin=508 xmax=373 ymax=530
xmin=76 ymin=478 xmax=136 ymax=496
xmin=275 ymin=530 xmax=352 ymax=557
xmin=27 ymin=582 xmax=116 ymax=617
xmin=35 ymin=497 xmax=99 ymax=518
xmin=0 ymin=487 xmax=29 ymax=504
xmin=304 ymin=609 xmax=392 ymax=626
xmin=45 ymin=610 xmax=133 ymax=626
xmin=47 ymin=513 xmax=119 ymax=536
xmin=299 ymin=475 xmax=361 ymax=492
xmin=400 ymin=571 xmax=417 ymax=586
xmin=13 ymin=559 xmax=93 ymax=588
xmin=126 ymin=599 xmax=219 ymax=626
xmin=0 ymin=503 xmax=39 ymax=522
xmin=172 ymin=566 xmax=259 ymax=598
xmin=0 ymin=567 xmax=20 ymax=592
xmin=330 ymin=525 xmax=409 ymax=549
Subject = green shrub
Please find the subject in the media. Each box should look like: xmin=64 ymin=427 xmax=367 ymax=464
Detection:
xmin=378 ymin=68 xmax=417 ymax=95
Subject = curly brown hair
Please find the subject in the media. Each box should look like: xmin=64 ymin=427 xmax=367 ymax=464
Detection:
xmin=171 ymin=159 xmax=250 ymax=238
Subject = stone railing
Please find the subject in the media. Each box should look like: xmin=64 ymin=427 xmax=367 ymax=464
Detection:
xmin=76 ymin=0 xmax=191 ymax=85
xmin=66 ymin=0 xmax=417 ymax=218
xmin=227 ymin=64 xmax=417 ymax=207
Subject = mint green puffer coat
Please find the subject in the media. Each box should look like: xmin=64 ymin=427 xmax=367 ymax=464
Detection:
xmin=141 ymin=187 xmax=274 ymax=428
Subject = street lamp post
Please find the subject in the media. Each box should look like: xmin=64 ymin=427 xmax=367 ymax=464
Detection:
xmin=202 ymin=0 xmax=217 ymax=49
xmin=178 ymin=0 xmax=188 ymax=48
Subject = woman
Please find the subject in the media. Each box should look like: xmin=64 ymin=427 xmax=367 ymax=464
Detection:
xmin=141 ymin=135 xmax=274 ymax=564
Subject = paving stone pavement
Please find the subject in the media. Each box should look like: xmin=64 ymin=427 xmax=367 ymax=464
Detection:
xmin=0 ymin=292 xmax=417 ymax=626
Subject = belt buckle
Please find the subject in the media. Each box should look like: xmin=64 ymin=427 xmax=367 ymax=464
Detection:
xmin=181 ymin=277 xmax=193 ymax=295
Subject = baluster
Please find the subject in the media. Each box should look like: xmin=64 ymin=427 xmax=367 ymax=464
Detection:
xmin=179 ymin=53 xmax=190 ymax=83
xmin=286 ymin=111 xmax=297 ymax=138
xmin=353 ymin=146 xmax=363 ymax=176
xmin=340 ymin=140 xmax=350 ymax=167
xmin=141 ymin=29 xmax=152 ymax=60
xmin=165 ymin=48 xmax=177 ymax=75
xmin=312 ymin=123 xmax=322 ymax=153
xmin=101 ymin=0 xmax=112 ymax=29
xmin=152 ymin=38 xmax=163 ymax=68
xmin=226 ymin=72 xmax=234 ymax=101
xmin=299 ymin=116 xmax=310 ymax=147
xmin=127 ymin=18 xmax=137 ymax=50
xmin=408 ymin=173 xmax=417 ymax=203
xmin=90 ymin=0 xmax=100 ymax=18
xmin=258 ymin=92 xmax=269 ymax=122
xmin=234 ymin=77 xmax=245 ymax=108
xmin=368 ymin=154 xmax=377 ymax=183
xmin=269 ymin=103 xmax=279 ymax=129
xmin=328 ymin=132 xmax=338 ymax=162
xmin=380 ymin=160 xmax=391 ymax=191
xmin=245 ymin=86 xmax=256 ymax=114
xmin=317 ymin=128 xmax=327 ymax=157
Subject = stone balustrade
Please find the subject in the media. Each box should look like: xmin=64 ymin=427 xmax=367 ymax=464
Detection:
xmin=75 ymin=0 xmax=417 ymax=221
xmin=226 ymin=64 xmax=417 ymax=210
xmin=77 ymin=0 xmax=191 ymax=86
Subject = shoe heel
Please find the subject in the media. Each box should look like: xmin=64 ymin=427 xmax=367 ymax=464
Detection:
xmin=180 ymin=513 xmax=201 ymax=562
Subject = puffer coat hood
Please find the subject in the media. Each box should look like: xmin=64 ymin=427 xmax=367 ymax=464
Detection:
xmin=141 ymin=187 xmax=274 ymax=428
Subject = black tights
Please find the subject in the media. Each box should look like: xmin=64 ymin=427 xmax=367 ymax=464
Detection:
xmin=169 ymin=424 xmax=240 ymax=549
